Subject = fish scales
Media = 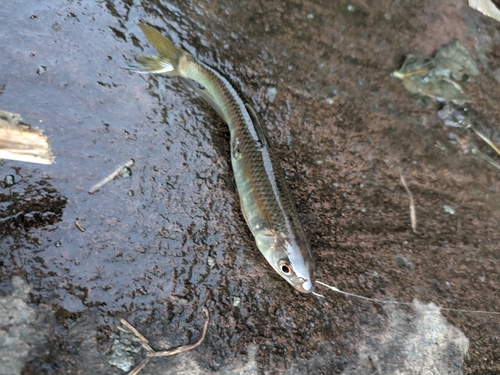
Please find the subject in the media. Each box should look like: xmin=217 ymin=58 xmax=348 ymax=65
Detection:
xmin=130 ymin=23 xmax=315 ymax=293
xmin=185 ymin=63 xmax=297 ymax=243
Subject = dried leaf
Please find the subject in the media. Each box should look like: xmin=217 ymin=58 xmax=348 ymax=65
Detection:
xmin=393 ymin=40 xmax=479 ymax=104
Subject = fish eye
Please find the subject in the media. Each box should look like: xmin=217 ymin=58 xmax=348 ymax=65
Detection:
xmin=280 ymin=263 xmax=292 ymax=275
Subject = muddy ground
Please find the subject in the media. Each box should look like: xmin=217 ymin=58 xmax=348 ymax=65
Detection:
xmin=1 ymin=0 xmax=499 ymax=374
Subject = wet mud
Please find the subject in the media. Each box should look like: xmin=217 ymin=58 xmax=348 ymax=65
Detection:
xmin=1 ymin=0 xmax=499 ymax=374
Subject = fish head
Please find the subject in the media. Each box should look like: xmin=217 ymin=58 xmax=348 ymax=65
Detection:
xmin=255 ymin=231 xmax=316 ymax=293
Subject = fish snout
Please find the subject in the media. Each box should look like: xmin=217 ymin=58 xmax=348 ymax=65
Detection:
xmin=297 ymin=278 xmax=315 ymax=293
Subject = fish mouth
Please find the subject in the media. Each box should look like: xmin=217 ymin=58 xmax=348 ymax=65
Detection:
xmin=296 ymin=278 xmax=315 ymax=293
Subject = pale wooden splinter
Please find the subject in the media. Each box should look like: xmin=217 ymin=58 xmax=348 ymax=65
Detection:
xmin=119 ymin=307 xmax=210 ymax=375
xmin=399 ymin=171 xmax=417 ymax=233
xmin=0 ymin=110 xmax=54 ymax=164
xmin=88 ymin=159 xmax=135 ymax=194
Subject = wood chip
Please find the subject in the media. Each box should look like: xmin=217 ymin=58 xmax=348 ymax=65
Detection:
xmin=469 ymin=0 xmax=500 ymax=22
xmin=0 ymin=110 xmax=54 ymax=164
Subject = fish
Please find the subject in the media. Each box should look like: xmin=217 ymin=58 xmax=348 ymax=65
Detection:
xmin=129 ymin=23 xmax=315 ymax=293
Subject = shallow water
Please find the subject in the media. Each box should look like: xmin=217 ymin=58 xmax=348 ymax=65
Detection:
xmin=1 ymin=0 xmax=499 ymax=374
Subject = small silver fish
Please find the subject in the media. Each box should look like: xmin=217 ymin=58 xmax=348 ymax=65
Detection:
xmin=130 ymin=23 xmax=315 ymax=293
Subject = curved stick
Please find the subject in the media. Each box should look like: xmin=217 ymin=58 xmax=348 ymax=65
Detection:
xmin=119 ymin=307 xmax=210 ymax=375
xmin=146 ymin=307 xmax=210 ymax=357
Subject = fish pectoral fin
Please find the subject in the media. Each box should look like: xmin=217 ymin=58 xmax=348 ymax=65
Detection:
xmin=244 ymin=103 xmax=267 ymax=148
xmin=180 ymin=78 xmax=226 ymax=120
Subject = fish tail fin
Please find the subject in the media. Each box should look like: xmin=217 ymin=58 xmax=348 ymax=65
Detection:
xmin=129 ymin=23 xmax=185 ymax=76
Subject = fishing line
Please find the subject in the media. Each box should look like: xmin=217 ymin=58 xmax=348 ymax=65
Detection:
xmin=315 ymin=280 xmax=500 ymax=316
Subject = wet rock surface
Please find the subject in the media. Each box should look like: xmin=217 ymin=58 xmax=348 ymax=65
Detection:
xmin=1 ymin=0 xmax=499 ymax=374
xmin=0 ymin=277 xmax=52 ymax=375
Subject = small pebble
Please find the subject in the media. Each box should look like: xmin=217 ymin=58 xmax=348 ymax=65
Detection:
xmin=396 ymin=255 xmax=415 ymax=270
xmin=4 ymin=175 xmax=15 ymax=186
xmin=266 ymin=87 xmax=277 ymax=102
xmin=443 ymin=205 xmax=455 ymax=215
xmin=119 ymin=166 xmax=132 ymax=178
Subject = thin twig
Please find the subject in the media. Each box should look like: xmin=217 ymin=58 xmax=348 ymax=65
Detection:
xmin=468 ymin=125 xmax=500 ymax=156
xmin=392 ymin=68 xmax=430 ymax=79
xmin=471 ymin=148 xmax=500 ymax=171
xmin=399 ymin=170 xmax=417 ymax=233
xmin=147 ymin=307 xmax=210 ymax=357
xmin=88 ymin=159 xmax=135 ymax=194
xmin=127 ymin=358 xmax=151 ymax=375
xmin=118 ymin=318 xmax=154 ymax=352
xmin=119 ymin=307 xmax=210 ymax=375
xmin=75 ymin=221 xmax=85 ymax=232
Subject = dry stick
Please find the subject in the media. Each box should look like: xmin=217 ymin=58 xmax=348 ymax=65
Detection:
xmin=118 ymin=318 xmax=154 ymax=375
xmin=75 ymin=221 xmax=85 ymax=232
xmin=118 ymin=318 xmax=154 ymax=352
xmin=316 ymin=281 xmax=500 ymax=316
xmin=147 ymin=307 xmax=210 ymax=357
xmin=471 ymin=148 xmax=500 ymax=171
xmin=399 ymin=171 xmax=417 ymax=233
xmin=391 ymin=68 xmax=430 ymax=79
xmin=468 ymin=124 xmax=500 ymax=156
xmin=128 ymin=358 xmax=151 ymax=375
xmin=119 ymin=307 xmax=210 ymax=375
xmin=88 ymin=159 xmax=135 ymax=194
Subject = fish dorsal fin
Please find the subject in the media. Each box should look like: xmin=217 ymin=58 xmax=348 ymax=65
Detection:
xmin=244 ymin=103 xmax=267 ymax=148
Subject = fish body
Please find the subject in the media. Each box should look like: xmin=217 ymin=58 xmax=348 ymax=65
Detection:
xmin=131 ymin=24 xmax=315 ymax=293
